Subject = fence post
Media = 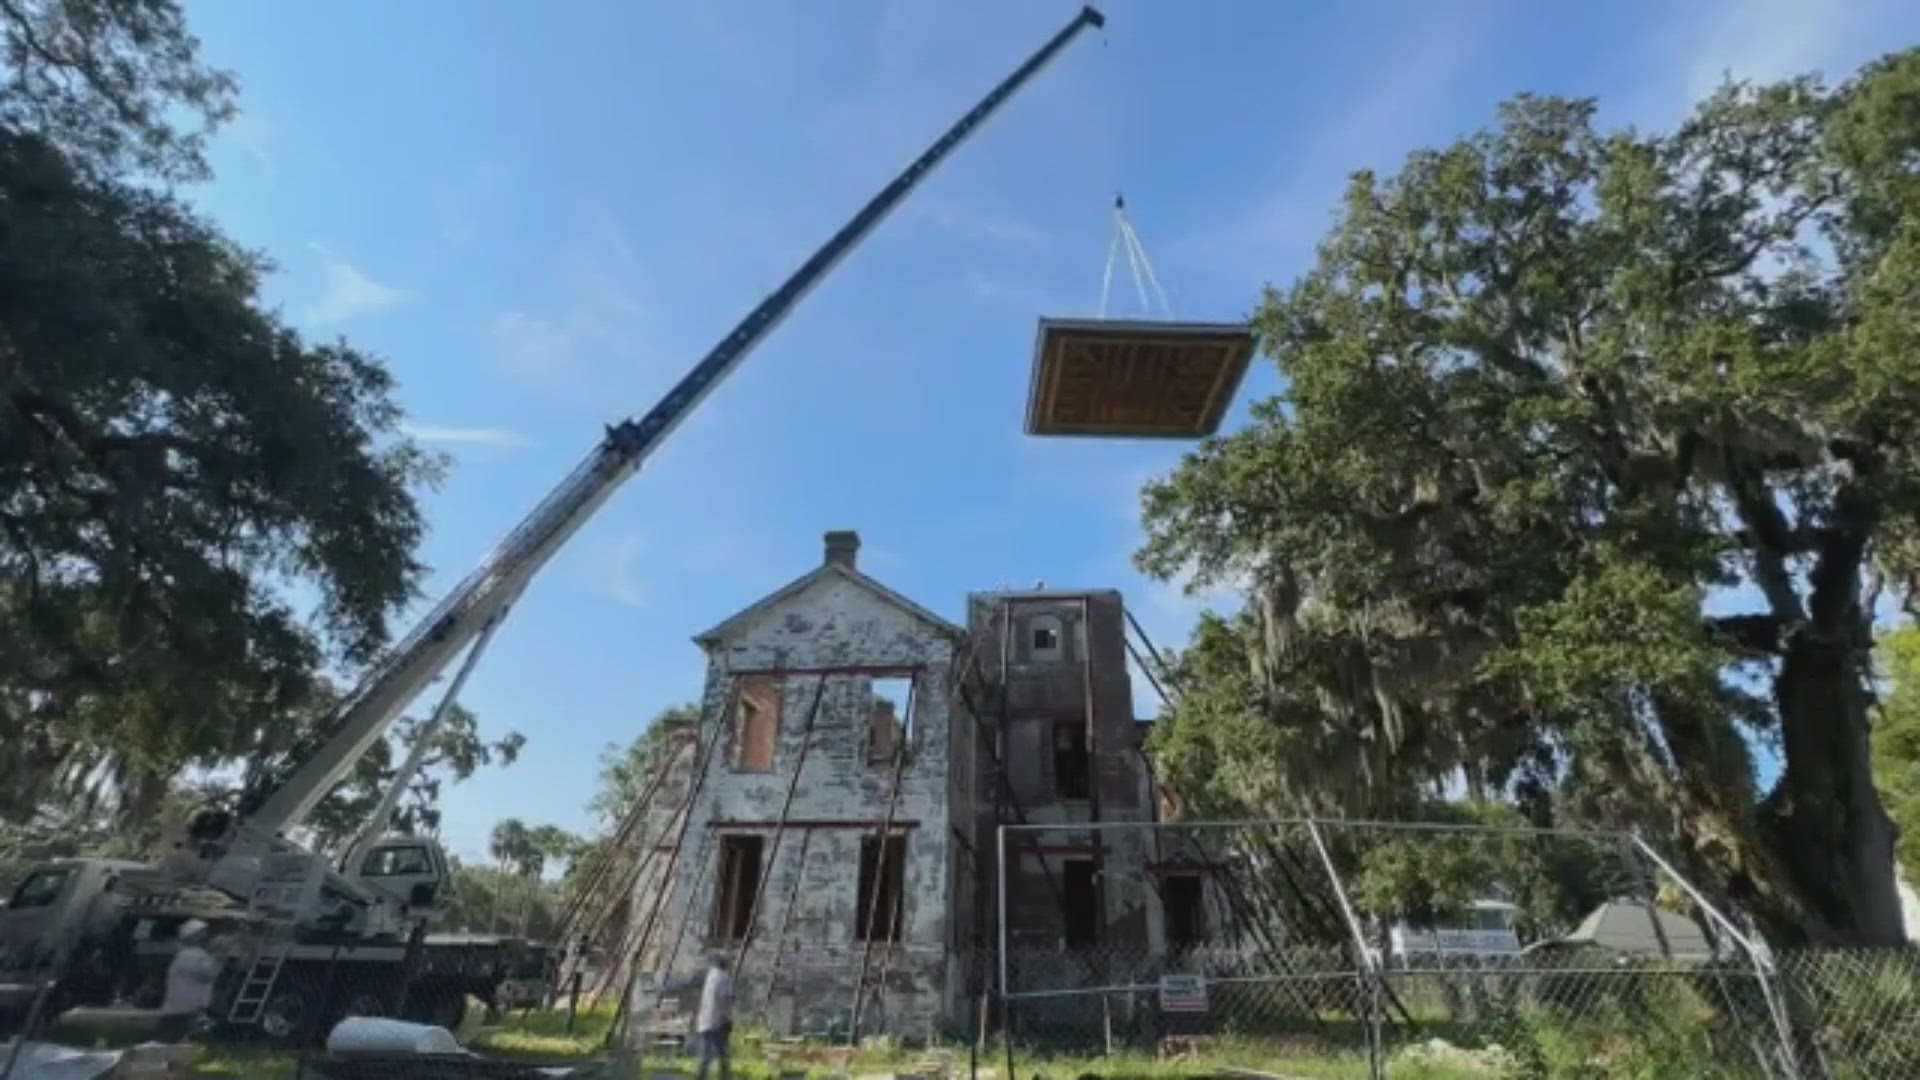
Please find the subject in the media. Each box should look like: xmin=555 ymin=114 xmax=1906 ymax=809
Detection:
xmin=1628 ymin=833 xmax=1803 ymax=1080
xmin=565 ymin=970 xmax=582 ymax=1035
xmin=1306 ymin=819 xmax=1384 ymax=1080
xmin=0 ymin=976 xmax=55 ymax=1080
xmin=998 ymin=824 xmax=1016 ymax=1080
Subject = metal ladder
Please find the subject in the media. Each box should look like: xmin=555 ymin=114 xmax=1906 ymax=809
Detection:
xmin=226 ymin=937 xmax=289 ymax=1024
xmin=228 ymin=849 xmax=321 ymax=1025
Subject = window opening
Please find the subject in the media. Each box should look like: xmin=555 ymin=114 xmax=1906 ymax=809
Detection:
xmin=1054 ymin=720 xmax=1090 ymax=800
xmin=866 ymin=676 xmax=913 ymax=766
xmin=1030 ymin=615 xmax=1064 ymax=659
xmin=1063 ymin=859 xmax=1099 ymax=949
xmin=711 ymin=835 xmax=765 ymax=941
xmin=1163 ymin=873 xmax=1205 ymax=949
xmin=855 ymin=834 xmax=907 ymax=942
xmin=734 ymin=677 xmax=781 ymax=771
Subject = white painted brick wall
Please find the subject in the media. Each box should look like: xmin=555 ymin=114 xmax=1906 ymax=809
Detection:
xmin=641 ymin=571 xmax=961 ymax=1038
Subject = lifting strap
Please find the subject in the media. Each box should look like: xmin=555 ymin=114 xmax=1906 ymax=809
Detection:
xmin=1097 ymin=193 xmax=1173 ymax=319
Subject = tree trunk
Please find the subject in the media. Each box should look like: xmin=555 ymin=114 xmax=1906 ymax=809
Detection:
xmin=1763 ymin=497 xmax=1902 ymax=944
xmin=1768 ymin=626 xmax=1904 ymax=945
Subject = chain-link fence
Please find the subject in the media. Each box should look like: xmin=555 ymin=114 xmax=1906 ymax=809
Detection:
xmin=992 ymin=818 xmax=1919 ymax=1079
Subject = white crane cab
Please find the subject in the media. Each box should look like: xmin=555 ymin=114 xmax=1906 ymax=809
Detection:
xmin=347 ymin=836 xmax=454 ymax=922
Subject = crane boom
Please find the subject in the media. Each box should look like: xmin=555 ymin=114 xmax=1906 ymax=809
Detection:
xmin=334 ymin=591 xmax=517 ymax=873
xmin=244 ymin=6 xmax=1107 ymax=838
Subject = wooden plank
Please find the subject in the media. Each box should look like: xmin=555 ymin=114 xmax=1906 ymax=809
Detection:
xmin=735 ymin=676 xmax=781 ymax=771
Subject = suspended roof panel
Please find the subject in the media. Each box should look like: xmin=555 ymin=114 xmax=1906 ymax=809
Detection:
xmin=1024 ymin=317 xmax=1256 ymax=439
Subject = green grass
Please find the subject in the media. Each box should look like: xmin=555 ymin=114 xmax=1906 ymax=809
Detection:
xmin=990 ymin=1037 xmax=1501 ymax=1080
xmin=190 ymin=1048 xmax=299 ymax=1078
xmin=37 ymin=1003 xmax=1524 ymax=1078
xmin=466 ymin=1001 xmax=619 ymax=1059
xmin=170 ymin=1042 xmax=1494 ymax=1080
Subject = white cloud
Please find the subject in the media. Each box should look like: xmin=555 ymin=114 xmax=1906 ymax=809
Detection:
xmin=303 ymin=243 xmax=406 ymax=325
xmin=1162 ymin=11 xmax=1494 ymax=292
xmin=494 ymin=310 xmax=576 ymax=381
xmin=492 ymin=214 xmax=663 ymax=394
xmin=1674 ymin=0 xmax=1897 ymax=111
xmin=861 ymin=544 xmax=909 ymax=573
xmin=400 ymin=422 xmax=529 ymax=448
xmin=916 ymin=204 xmax=1050 ymax=251
xmin=606 ymin=535 xmax=647 ymax=609
xmin=434 ymin=161 xmax=506 ymax=247
xmin=575 ymin=533 xmax=649 ymax=609
xmin=221 ymin=114 xmax=281 ymax=182
xmin=961 ymin=268 xmax=1066 ymax=311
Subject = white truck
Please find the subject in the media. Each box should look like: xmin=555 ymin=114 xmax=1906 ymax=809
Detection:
xmin=0 ymin=828 xmax=567 ymax=1041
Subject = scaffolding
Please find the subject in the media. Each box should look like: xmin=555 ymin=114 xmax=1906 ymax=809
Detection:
xmin=953 ymin=591 xmax=1412 ymax=1071
xmin=953 ymin=592 xmax=1124 ymax=1057
xmin=1116 ymin=609 xmax=1417 ymax=1031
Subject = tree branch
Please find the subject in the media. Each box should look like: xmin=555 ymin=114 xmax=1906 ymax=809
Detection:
xmin=12 ymin=391 xmax=201 ymax=459
xmin=1724 ymin=465 xmax=1808 ymax=622
xmin=1707 ymin=613 xmax=1786 ymax=655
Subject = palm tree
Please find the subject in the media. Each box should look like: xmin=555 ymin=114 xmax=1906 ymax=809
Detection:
xmin=489 ymin=818 xmax=537 ymax=934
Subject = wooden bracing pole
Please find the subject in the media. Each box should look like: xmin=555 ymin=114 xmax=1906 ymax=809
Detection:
xmin=729 ymin=673 xmax=832 ymax=972
xmin=599 ymin=678 xmax=737 ymax=1040
xmin=848 ymin=675 xmax=919 ymax=1042
xmin=559 ymin=733 xmax=690 ymax=993
xmin=757 ymin=827 xmax=815 ymax=1021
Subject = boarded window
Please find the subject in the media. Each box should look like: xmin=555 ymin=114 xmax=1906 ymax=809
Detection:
xmin=866 ymin=677 xmax=912 ymax=766
xmin=1164 ymin=874 xmax=1205 ymax=949
xmin=1053 ymin=720 xmax=1090 ymax=800
xmin=710 ymin=835 xmax=765 ymax=942
xmin=733 ymin=677 xmax=780 ymax=771
xmin=1062 ymin=859 xmax=1099 ymax=949
xmin=855 ymin=834 xmax=906 ymax=942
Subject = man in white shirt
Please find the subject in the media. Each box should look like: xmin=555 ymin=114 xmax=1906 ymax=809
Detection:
xmin=693 ymin=954 xmax=734 ymax=1080
xmin=156 ymin=920 xmax=223 ymax=1041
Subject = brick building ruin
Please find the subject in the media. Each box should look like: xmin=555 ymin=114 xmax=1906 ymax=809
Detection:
xmin=625 ymin=530 xmax=1219 ymax=1041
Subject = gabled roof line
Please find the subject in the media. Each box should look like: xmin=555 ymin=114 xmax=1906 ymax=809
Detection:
xmin=692 ymin=562 xmax=967 ymax=649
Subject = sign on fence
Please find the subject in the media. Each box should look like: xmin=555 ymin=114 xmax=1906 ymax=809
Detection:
xmin=1157 ymin=974 xmax=1208 ymax=1014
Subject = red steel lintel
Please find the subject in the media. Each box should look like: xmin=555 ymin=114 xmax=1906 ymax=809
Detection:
xmin=728 ymin=664 xmax=924 ymax=679
xmin=706 ymin=819 xmax=921 ymax=831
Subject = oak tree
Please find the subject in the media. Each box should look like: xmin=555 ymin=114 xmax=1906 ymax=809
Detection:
xmin=0 ymin=126 xmax=440 ymax=819
xmin=1141 ymin=50 xmax=1920 ymax=945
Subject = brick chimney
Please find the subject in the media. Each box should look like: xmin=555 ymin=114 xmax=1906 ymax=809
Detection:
xmin=824 ymin=530 xmax=860 ymax=570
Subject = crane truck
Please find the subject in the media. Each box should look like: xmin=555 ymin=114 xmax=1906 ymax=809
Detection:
xmin=0 ymin=6 xmax=1106 ymax=1046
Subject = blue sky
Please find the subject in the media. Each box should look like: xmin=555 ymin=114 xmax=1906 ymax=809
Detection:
xmin=181 ymin=0 xmax=1918 ymax=862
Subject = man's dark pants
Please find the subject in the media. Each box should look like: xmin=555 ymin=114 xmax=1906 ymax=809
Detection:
xmin=695 ymin=1023 xmax=731 ymax=1080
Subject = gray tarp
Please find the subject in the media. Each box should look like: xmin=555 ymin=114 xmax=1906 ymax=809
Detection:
xmin=0 ymin=1041 xmax=122 ymax=1080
